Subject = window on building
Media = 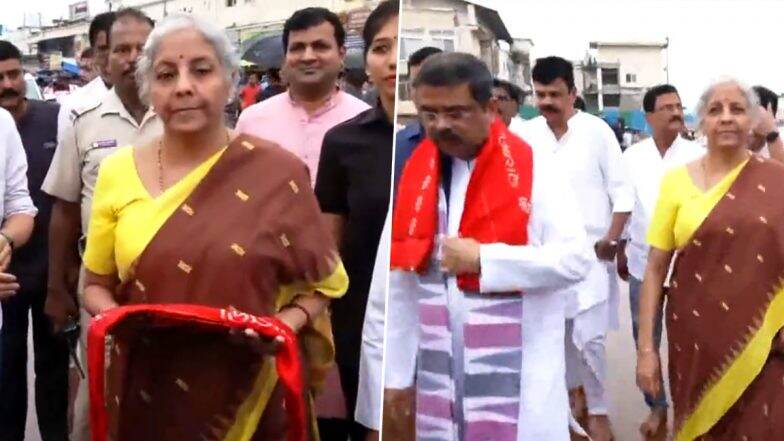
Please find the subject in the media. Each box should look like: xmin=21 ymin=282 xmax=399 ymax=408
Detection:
xmin=226 ymin=0 xmax=237 ymax=6
xmin=399 ymin=28 xmax=455 ymax=60
xmin=625 ymin=73 xmax=636 ymax=83
xmin=603 ymin=93 xmax=621 ymax=107
xmin=602 ymin=68 xmax=619 ymax=86
xmin=398 ymin=29 xmax=456 ymax=101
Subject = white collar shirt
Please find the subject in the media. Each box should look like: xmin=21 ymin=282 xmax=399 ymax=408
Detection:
xmin=511 ymin=111 xmax=634 ymax=241
xmin=622 ymin=135 xmax=704 ymax=280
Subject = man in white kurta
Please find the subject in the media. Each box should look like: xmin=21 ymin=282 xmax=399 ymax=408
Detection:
xmin=618 ymin=84 xmax=704 ymax=436
xmin=385 ymin=52 xmax=592 ymax=441
xmin=511 ymin=56 xmax=633 ymax=440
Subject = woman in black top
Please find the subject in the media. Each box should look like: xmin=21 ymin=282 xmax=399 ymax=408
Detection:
xmin=314 ymin=1 xmax=398 ymax=439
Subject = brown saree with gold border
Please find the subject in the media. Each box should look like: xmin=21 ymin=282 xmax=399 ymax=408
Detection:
xmin=99 ymin=134 xmax=344 ymax=441
xmin=667 ymin=156 xmax=784 ymax=440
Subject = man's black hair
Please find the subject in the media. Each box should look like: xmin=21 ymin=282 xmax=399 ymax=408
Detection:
xmin=753 ymin=85 xmax=778 ymax=115
xmin=362 ymin=1 xmax=399 ymax=57
xmin=493 ymin=78 xmax=524 ymax=104
xmin=88 ymin=12 xmax=117 ymax=47
xmin=643 ymin=84 xmax=679 ymax=113
xmin=532 ymin=56 xmax=575 ymax=91
xmin=408 ymin=46 xmax=442 ymax=72
xmin=282 ymin=7 xmax=345 ymax=52
xmin=413 ymin=52 xmax=493 ymax=105
xmin=0 ymin=41 xmax=22 ymax=62
xmin=114 ymin=8 xmax=154 ymax=28
xmin=109 ymin=8 xmax=154 ymax=46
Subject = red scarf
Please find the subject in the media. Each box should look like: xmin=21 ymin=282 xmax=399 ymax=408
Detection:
xmin=391 ymin=118 xmax=534 ymax=291
xmin=88 ymin=304 xmax=306 ymax=441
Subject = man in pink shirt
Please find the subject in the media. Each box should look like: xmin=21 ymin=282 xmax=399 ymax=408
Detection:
xmin=236 ymin=7 xmax=369 ymax=187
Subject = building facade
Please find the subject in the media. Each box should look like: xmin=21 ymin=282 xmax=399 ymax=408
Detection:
xmin=397 ymin=0 xmax=530 ymax=117
xmin=576 ymin=40 xmax=667 ymax=112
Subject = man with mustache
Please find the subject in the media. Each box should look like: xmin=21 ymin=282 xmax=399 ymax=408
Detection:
xmin=41 ymin=9 xmax=161 ymax=441
xmin=618 ymin=84 xmax=703 ymax=438
xmin=236 ymin=7 xmax=369 ymax=187
xmin=511 ymin=56 xmax=633 ymax=441
xmin=0 ymin=40 xmax=56 ymax=441
xmin=386 ymin=51 xmax=592 ymax=441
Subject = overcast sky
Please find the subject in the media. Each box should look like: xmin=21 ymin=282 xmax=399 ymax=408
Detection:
xmin=5 ymin=0 xmax=784 ymax=109
xmin=1 ymin=0 xmax=107 ymax=29
xmin=490 ymin=0 xmax=784 ymax=109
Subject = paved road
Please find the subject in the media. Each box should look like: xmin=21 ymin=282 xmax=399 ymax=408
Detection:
xmin=606 ymin=282 xmax=672 ymax=441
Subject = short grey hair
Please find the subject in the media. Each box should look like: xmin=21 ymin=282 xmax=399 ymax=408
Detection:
xmin=695 ymin=77 xmax=760 ymax=128
xmin=135 ymin=13 xmax=240 ymax=104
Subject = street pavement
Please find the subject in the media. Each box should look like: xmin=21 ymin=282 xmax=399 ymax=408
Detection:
xmin=606 ymin=282 xmax=672 ymax=441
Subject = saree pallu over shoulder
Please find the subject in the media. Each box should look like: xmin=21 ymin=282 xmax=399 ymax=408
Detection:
xmin=667 ymin=156 xmax=784 ymax=440
xmin=101 ymin=134 xmax=346 ymax=441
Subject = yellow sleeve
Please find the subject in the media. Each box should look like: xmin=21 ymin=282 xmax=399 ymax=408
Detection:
xmin=646 ymin=168 xmax=681 ymax=251
xmin=312 ymin=260 xmax=348 ymax=299
xmin=82 ymin=154 xmax=121 ymax=275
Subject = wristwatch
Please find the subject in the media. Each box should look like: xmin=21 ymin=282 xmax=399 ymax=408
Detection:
xmin=0 ymin=231 xmax=14 ymax=251
xmin=766 ymin=130 xmax=780 ymax=143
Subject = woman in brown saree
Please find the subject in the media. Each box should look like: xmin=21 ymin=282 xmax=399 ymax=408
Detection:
xmin=636 ymin=78 xmax=784 ymax=441
xmin=81 ymin=13 xmax=347 ymax=440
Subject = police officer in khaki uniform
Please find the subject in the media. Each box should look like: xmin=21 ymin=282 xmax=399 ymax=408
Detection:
xmin=40 ymin=8 xmax=160 ymax=441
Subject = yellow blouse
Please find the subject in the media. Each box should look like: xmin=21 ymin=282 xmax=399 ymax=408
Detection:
xmin=83 ymin=146 xmax=226 ymax=280
xmin=647 ymin=159 xmax=748 ymax=251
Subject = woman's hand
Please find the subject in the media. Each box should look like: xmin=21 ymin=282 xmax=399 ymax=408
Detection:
xmin=275 ymin=305 xmax=309 ymax=334
xmin=383 ymin=388 xmax=416 ymax=441
xmin=231 ymin=328 xmax=284 ymax=355
xmin=636 ymin=350 xmax=662 ymax=397
xmin=0 ymin=272 xmax=19 ymax=300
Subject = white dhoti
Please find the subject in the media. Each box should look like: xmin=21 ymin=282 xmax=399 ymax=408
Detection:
xmin=565 ymin=302 xmax=609 ymax=415
xmin=564 ymin=255 xmax=620 ymax=416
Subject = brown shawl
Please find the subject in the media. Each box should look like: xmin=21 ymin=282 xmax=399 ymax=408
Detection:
xmin=102 ymin=134 xmax=340 ymax=441
xmin=667 ymin=156 xmax=784 ymax=440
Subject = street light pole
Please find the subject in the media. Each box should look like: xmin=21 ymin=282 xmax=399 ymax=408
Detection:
xmin=665 ymin=36 xmax=669 ymax=84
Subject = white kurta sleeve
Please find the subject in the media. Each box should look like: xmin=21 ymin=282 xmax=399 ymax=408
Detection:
xmin=383 ymin=269 xmax=420 ymax=389
xmin=479 ymin=149 xmax=591 ymax=293
xmin=3 ymin=114 xmax=36 ymax=217
xmin=356 ymin=214 xmax=390 ymax=430
xmin=598 ymin=123 xmax=634 ymax=213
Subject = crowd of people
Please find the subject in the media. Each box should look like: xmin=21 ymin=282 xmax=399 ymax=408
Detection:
xmin=0 ymin=1 xmax=397 ymax=440
xmin=2 ymin=1 xmax=784 ymax=440
xmin=386 ymin=46 xmax=784 ymax=441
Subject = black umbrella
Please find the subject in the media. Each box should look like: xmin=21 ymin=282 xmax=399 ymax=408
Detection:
xmin=241 ymin=33 xmax=284 ymax=69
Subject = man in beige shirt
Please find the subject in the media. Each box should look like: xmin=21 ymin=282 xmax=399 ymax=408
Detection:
xmin=40 ymin=8 xmax=160 ymax=441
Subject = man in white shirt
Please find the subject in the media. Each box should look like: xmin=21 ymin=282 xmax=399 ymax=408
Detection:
xmin=0 ymin=107 xmax=37 ymax=360
xmin=511 ymin=56 xmax=633 ymax=441
xmin=385 ymin=52 xmax=591 ymax=441
xmin=56 ymin=12 xmax=115 ymax=150
xmin=618 ymin=84 xmax=704 ymax=438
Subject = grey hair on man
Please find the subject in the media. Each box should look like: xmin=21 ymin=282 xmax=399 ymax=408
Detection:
xmin=695 ymin=77 xmax=760 ymax=127
xmin=135 ymin=13 xmax=240 ymax=104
